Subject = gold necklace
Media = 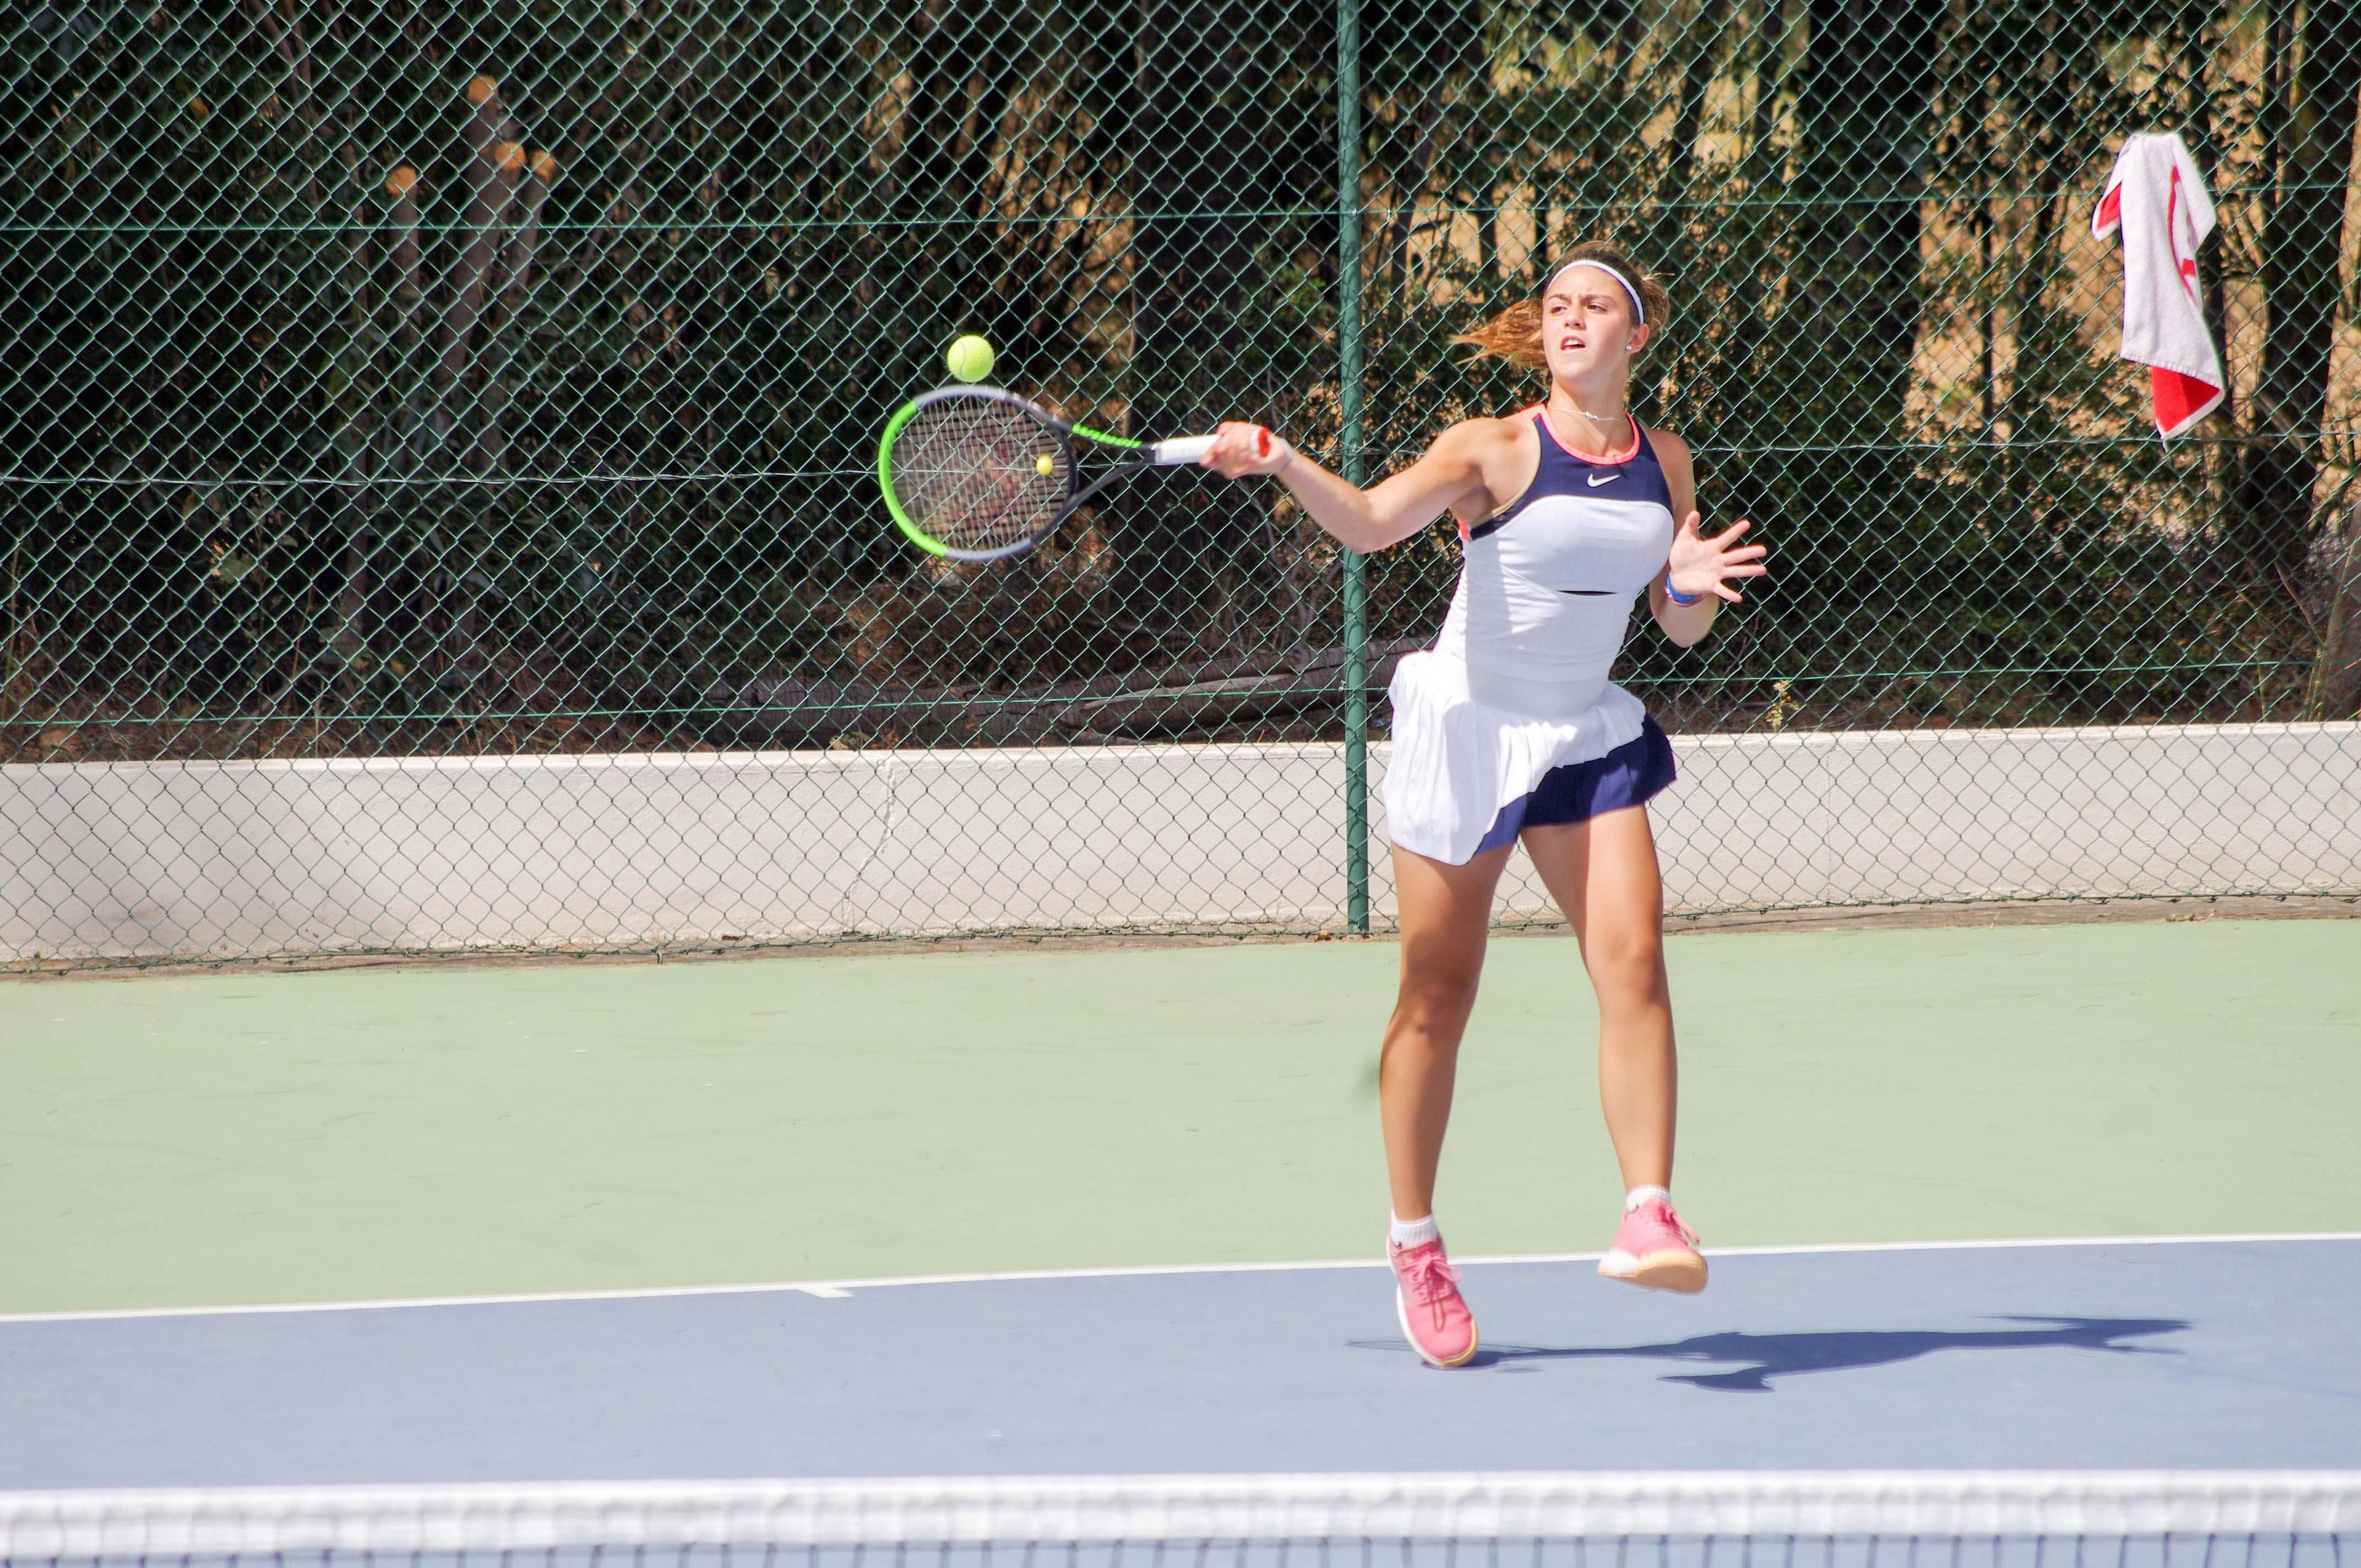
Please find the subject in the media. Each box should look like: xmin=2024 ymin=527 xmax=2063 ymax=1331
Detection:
xmin=1546 ymin=404 xmax=1627 ymax=453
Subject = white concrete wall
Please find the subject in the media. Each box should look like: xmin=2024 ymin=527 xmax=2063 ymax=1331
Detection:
xmin=5 ymin=721 xmax=2357 ymax=961
xmin=1634 ymin=721 xmax=2361 ymax=913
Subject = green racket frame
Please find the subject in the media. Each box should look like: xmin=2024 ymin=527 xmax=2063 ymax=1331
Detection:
xmin=877 ymin=385 xmax=1216 ymax=563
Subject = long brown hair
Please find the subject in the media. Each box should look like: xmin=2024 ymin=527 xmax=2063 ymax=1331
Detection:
xmin=1451 ymin=241 xmax=1670 ymax=371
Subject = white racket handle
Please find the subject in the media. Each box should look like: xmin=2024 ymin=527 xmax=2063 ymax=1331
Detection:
xmin=1149 ymin=435 xmax=1218 ymax=465
xmin=1149 ymin=428 xmax=1272 ymax=466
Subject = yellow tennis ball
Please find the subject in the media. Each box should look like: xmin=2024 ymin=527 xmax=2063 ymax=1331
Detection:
xmin=1035 ymin=453 xmax=1055 ymax=476
xmin=946 ymin=335 xmax=994 ymax=383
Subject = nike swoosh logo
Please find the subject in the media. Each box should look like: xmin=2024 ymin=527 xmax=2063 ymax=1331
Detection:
xmin=1587 ymin=471 xmax=1620 ymax=486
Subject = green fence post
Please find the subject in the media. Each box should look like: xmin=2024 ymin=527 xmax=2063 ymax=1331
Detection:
xmin=1336 ymin=0 xmax=1370 ymax=935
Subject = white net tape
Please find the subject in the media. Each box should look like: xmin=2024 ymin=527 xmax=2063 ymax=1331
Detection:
xmin=3 ymin=1473 xmax=2359 ymax=1557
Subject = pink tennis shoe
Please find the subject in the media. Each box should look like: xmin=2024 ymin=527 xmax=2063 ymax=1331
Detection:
xmin=1598 ymin=1195 xmax=1709 ymax=1293
xmin=1389 ymin=1238 xmax=1479 ymax=1367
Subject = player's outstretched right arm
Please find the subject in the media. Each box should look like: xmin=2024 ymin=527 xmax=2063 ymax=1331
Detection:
xmin=1201 ymin=420 xmax=1499 ymax=555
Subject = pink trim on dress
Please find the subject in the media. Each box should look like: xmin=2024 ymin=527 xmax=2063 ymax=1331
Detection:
xmin=1522 ymin=404 xmax=1642 ymax=465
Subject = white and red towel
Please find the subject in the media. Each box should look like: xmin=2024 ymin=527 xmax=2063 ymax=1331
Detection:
xmin=2092 ymin=132 xmax=2224 ymax=440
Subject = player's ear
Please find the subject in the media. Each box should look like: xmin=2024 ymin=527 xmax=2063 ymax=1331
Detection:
xmin=1627 ymin=321 xmax=1650 ymax=355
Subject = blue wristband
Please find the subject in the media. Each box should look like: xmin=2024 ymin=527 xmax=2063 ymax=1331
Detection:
xmin=1665 ymin=581 xmax=1704 ymax=606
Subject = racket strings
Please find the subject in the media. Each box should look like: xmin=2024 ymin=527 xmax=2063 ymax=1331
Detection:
xmin=890 ymin=401 xmax=1068 ymax=554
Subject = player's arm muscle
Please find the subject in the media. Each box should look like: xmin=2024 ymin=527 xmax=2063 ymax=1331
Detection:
xmin=1356 ymin=428 xmax=1498 ymax=549
xmin=1205 ymin=419 xmax=1498 ymax=554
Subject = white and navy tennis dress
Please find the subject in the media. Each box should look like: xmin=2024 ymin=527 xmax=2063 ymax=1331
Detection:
xmin=1384 ymin=407 xmax=1680 ymax=864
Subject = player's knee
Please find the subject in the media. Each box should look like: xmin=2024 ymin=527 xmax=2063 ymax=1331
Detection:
xmin=1584 ymin=928 xmax=1666 ymax=1006
xmin=1395 ymin=963 xmax=1482 ymax=1025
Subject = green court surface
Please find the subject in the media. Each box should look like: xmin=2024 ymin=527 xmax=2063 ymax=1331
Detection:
xmin=3 ymin=918 xmax=2355 ymax=1316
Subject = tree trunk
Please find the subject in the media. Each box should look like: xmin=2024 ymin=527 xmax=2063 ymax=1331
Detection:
xmin=432 ymin=77 xmax=520 ymax=465
xmin=1795 ymin=0 xmax=1944 ymax=407
xmin=1120 ymin=0 xmax=1286 ymax=633
xmin=476 ymin=150 xmax=557 ymax=480
xmin=2307 ymin=494 xmax=2361 ymax=720
xmin=1656 ymin=0 xmax=1726 ymax=254
xmin=2228 ymin=0 xmax=2359 ymax=579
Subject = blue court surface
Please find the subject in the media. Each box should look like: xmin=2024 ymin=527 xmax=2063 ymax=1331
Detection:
xmin=2 ymin=1236 xmax=2353 ymax=1486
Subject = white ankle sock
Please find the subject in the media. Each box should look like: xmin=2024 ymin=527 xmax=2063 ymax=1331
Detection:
xmin=1389 ymin=1212 xmax=1440 ymax=1249
xmin=1624 ymin=1185 xmax=1671 ymax=1212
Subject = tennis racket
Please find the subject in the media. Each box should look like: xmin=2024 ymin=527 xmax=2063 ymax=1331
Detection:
xmin=876 ymin=385 xmax=1266 ymax=562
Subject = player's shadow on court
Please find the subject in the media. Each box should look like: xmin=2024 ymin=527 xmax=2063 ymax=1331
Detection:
xmin=1353 ymin=1316 xmax=2189 ymax=1390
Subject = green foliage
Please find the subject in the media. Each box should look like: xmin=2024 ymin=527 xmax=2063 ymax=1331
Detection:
xmin=0 ymin=0 xmax=2349 ymax=761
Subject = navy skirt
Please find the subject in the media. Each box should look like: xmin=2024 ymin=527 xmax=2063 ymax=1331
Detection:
xmin=1470 ymin=715 xmax=1677 ymax=856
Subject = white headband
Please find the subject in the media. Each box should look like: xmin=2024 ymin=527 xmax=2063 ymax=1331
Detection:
xmin=1548 ymin=258 xmax=1645 ymax=324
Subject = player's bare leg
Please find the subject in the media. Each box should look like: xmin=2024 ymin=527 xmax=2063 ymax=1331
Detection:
xmin=1376 ymin=841 xmax=1513 ymax=1366
xmin=1380 ymin=841 xmax=1516 ymax=1222
xmin=1523 ymin=807 xmax=1706 ymax=1292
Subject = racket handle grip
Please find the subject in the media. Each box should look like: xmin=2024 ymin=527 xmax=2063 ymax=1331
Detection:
xmin=1150 ymin=429 xmax=1274 ymax=465
xmin=1149 ymin=435 xmax=1218 ymax=465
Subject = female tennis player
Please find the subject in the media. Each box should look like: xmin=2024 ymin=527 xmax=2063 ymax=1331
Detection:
xmin=1201 ymin=242 xmax=1764 ymax=1368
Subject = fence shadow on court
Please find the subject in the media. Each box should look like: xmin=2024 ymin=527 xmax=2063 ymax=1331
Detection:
xmin=1353 ymin=1315 xmax=2190 ymax=1390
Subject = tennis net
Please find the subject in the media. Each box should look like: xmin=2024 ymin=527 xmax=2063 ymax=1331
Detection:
xmin=3 ymin=1472 xmax=2357 ymax=1568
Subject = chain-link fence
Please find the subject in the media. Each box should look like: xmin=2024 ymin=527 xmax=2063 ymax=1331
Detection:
xmin=4 ymin=0 xmax=2358 ymax=965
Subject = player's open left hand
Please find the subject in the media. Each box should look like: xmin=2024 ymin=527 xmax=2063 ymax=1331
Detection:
xmin=1666 ymin=514 xmax=1766 ymax=605
xmin=1203 ymin=422 xmax=1291 ymax=480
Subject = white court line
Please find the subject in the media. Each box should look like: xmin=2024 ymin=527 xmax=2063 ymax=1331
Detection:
xmin=6 ymin=1231 xmax=2355 ymax=1326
